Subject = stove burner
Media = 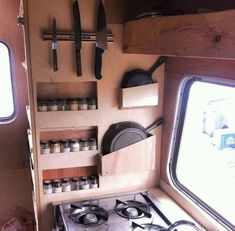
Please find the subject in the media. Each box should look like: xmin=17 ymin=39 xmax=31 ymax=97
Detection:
xmin=132 ymin=222 xmax=165 ymax=230
xmin=84 ymin=213 xmax=98 ymax=225
xmin=69 ymin=204 xmax=109 ymax=227
xmin=114 ymin=199 xmax=151 ymax=219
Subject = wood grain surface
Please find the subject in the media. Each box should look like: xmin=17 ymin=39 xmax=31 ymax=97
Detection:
xmin=123 ymin=9 xmax=235 ymax=59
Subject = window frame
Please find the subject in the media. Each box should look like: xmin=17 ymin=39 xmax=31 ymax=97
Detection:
xmin=0 ymin=41 xmax=16 ymax=123
xmin=168 ymin=74 xmax=235 ymax=231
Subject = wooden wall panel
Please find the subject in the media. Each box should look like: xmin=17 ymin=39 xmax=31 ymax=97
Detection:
xmin=0 ymin=0 xmax=33 ymax=224
xmin=27 ymin=0 xmax=165 ymax=230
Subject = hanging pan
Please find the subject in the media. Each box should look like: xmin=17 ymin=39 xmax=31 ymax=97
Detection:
xmin=101 ymin=117 xmax=164 ymax=155
xmin=121 ymin=56 xmax=166 ymax=89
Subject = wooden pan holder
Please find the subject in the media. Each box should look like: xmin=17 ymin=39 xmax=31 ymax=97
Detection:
xmin=99 ymin=135 xmax=156 ymax=176
xmin=120 ymin=83 xmax=159 ymax=108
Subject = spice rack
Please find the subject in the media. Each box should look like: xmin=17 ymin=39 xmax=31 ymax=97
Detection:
xmin=37 ymin=81 xmax=98 ymax=111
xmin=40 ymin=127 xmax=97 ymax=153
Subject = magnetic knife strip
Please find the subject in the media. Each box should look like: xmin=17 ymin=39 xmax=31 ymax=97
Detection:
xmin=42 ymin=31 xmax=114 ymax=43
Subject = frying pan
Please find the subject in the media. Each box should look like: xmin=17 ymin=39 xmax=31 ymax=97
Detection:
xmin=102 ymin=117 xmax=164 ymax=155
xmin=121 ymin=56 xmax=166 ymax=89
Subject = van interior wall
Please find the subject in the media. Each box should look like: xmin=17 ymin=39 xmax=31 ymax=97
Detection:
xmin=0 ymin=0 xmax=33 ymax=225
xmin=161 ymin=57 xmax=235 ymax=183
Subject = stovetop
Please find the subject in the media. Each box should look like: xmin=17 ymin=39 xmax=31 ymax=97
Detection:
xmin=54 ymin=191 xmax=171 ymax=231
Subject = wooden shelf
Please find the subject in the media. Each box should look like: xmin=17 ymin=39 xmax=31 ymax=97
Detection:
xmin=37 ymin=82 xmax=97 ymax=99
xmin=36 ymin=110 xmax=99 ymax=128
xmin=42 ymin=166 xmax=97 ymax=180
xmin=99 ymin=135 xmax=156 ymax=176
xmin=120 ymin=83 xmax=159 ymax=108
xmin=39 ymin=150 xmax=99 ymax=170
xmin=123 ymin=9 xmax=235 ymax=59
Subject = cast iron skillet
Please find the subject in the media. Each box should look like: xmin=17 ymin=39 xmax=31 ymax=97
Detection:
xmin=121 ymin=56 xmax=166 ymax=89
xmin=102 ymin=117 xmax=164 ymax=155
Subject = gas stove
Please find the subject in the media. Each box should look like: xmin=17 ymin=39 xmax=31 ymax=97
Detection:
xmin=53 ymin=191 xmax=172 ymax=231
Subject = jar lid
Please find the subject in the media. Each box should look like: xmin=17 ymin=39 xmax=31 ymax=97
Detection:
xmin=52 ymin=179 xmax=62 ymax=187
xmin=47 ymin=99 xmax=57 ymax=105
xmin=43 ymin=180 xmax=52 ymax=185
xmin=69 ymin=98 xmax=78 ymax=102
xmin=89 ymin=138 xmax=97 ymax=145
xmin=37 ymin=99 xmax=47 ymax=105
xmin=80 ymin=139 xmax=89 ymax=146
xmin=62 ymin=178 xmax=71 ymax=183
xmin=78 ymin=98 xmax=87 ymax=103
xmin=71 ymin=177 xmax=79 ymax=182
xmin=87 ymin=98 xmax=97 ymax=104
xmin=70 ymin=139 xmax=79 ymax=143
xmin=51 ymin=140 xmax=60 ymax=144
xmin=57 ymin=99 xmax=67 ymax=104
xmin=80 ymin=176 xmax=89 ymax=182
xmin=40 ymin=140 xmax=49 ymax=144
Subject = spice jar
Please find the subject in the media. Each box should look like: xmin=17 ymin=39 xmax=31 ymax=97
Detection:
xmin=62 ymin=178 xmax=72 ymax=192
xmin=70 ymin=139 xmax=80 ymax=152
xmin=52 ymin=179 xmax=62 ymax=193
xmin=89 ymin=175 xmax=98 ymax=189
xmin=50 ymin=140 xmax=61 ymax=153
xmin=60 ymin=140 xmax=70 ymax=153
xmin=37 ymin=99 xmax=48 ymax=112
xmin=78 ymin=98 xmax=88 ymax=110
xmin=80 ymin=176 xmax=90 ymax=190
xmin=88 ymin=98 xmax=97 ymax=110
xmin=58 ymin=99 xmax=67 ymax=111
xmin=47 ymin=100 xmax=58 ymax=111
xmin=71 ymin=177 xmax=80 ymax=191
xmin=43 ymin=180 xmax=53 ymax=194
xmin=89 ymin=138 xmax=97 ymax=150
xmin=68 ymin=98 xmax=78 ymax=111
xmin=40 ymin=140 xmax=50 ymax=154
xmin=80 ymin=139 xmax=89 ymax=151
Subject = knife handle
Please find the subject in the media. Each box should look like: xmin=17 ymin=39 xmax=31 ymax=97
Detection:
xmin=75 ymin=49 xmax=82 ymax=76
xmin=53 ymin=49 xmax=58 ymax=72
xmin=95 ymin=47 xmax=104 ymax=80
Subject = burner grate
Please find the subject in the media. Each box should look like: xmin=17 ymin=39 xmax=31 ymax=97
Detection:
xmin=132 ymin=222 xmax=165 ymax=230
xmin=114 ymin=199 xmax=152 ymax=219
xmin=69 ymin=204 xmax=109 ymax=227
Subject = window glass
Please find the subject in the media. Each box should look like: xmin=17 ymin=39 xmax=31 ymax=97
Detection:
xmin=0 ymin=42 xmax=15 ymax=121
xmin=170 ymin=77 xmax=235 ymax=230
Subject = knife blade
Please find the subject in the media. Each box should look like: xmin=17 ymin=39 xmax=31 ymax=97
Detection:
xmin=52 ymin=17 xmax=58 ymax=72
xmin=73 ymin=0 xmax=82 ymax=76
xmin=95 ymin=0 xmax=107 ymax=80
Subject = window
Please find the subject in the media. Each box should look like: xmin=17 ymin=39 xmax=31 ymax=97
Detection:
xmin=169 ymin=75 xmax=235 ymax=230
xmin=0 ymin=42 xmax=15 ymax=122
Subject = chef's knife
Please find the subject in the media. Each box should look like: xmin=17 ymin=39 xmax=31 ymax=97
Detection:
xmin=73 ymin=0 xmax=82 ymax=76
xmin=52 ymin=17 xmax=58 ymax=71
xmin=95 ymin=0 xmax=107 ymax=80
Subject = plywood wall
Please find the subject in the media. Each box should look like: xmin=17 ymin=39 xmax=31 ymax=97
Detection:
xmin=26 ymin=0 xmax=165 ymax=230
xmin=0 ymin=0 xmax=33 ymax=225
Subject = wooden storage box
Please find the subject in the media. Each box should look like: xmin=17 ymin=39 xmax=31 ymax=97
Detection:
xmin=99 ymin=135 xmax=156 ymax=176
xmin=120 ymin=83 xmax=158 ymax=108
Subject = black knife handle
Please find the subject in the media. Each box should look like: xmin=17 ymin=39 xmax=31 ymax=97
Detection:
xmin=95 ymin=47 xmax=104 ymax=80
xmin=53 ymin=49 xmax=58 ymax=72
xmin=75 ymin=49 xmax=82 ymax=76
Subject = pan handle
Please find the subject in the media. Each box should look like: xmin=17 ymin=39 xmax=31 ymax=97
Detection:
xmin=147 ymin=56 xmax=166 ymax=76
xmin=145 ymin=117 xmax=164 ymax=133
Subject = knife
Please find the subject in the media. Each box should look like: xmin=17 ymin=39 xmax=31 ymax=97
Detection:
xmin=52 ymin=17 xmax=58 ymax=71
xmin=73 ymin=0 xmax=82 ymax=76
xmin=95 ymin=0 xmax=107 ymax=80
